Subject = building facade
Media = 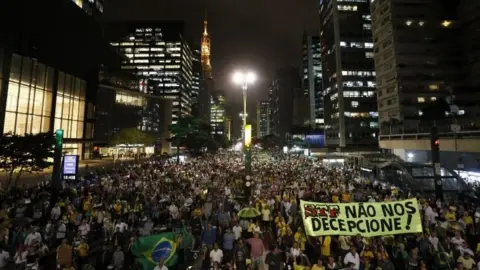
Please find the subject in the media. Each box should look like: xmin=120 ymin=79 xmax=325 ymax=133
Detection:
xmin=109 ymin=22 xmax=193 ymax=124
xmin=95 ymin=69 xmax=172 ymax=154
xmin=319 ymin=0 xmax=378 ymax=148
xmin=71 ymin=0 xmax=104 ymax=18
xmin=210 ymin=94 xmax=226 ymax=136
xmin=257 ymin=101 xmax=269 ymax=137
xmin=268 ymin=68 xmax=302 ymax=142
xmin=191 ymin=48 xmax=202 ymax=113
xmin=0 ymin=0 xmax=108 ymax=159
xmin=372 ymin=0 xmax=480 ymax=172
xmin=371 ymin=0 xmax=465 ymax=129
xmin=302 ymin=34 xmax=324 ymax=129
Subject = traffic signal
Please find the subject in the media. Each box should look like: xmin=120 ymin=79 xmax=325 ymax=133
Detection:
xmin=55 ymin=129 xmax=64 ymax=149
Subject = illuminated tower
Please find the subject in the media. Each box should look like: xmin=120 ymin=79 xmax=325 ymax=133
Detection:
xmin=201 ymin=11 xmax=212 ymax=79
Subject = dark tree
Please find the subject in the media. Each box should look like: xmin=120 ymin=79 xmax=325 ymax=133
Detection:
xmin=0 ymin=132 xmax=55 ymax=188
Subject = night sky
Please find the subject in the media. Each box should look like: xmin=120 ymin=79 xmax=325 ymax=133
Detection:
xmin=105 ymin=0 xmax=319 ymax=137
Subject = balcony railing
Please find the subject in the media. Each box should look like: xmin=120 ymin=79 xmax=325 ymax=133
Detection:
xmin=379 ymin=124 xmax=480 ymax=140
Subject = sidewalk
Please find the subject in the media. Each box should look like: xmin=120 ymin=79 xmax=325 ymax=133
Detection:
xmin=0 ymin=157 xmax=146 ymax=187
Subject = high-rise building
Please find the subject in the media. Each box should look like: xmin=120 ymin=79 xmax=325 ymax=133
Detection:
xmin=373 ymin=0 xmax=480 ymax=169
xmin=372 ymin=0 xmax=463 ymax=129
xmin=71 ymin=0 xmax=104 ymax=18
xmin=191 ymin=49 xmax=202 ymax=108
xmin=109 ymin=22 xmax=193 ymax=124
xmin=268 ymin=67 xmax=302 ymax=142
xmin=302 ymin=34 xmax=324 ymax=129
xmin=96 ymin=69 xmax=173 ymax=154
xmin=319 ymin=0 xmax=378 ymax=148
xmin=257 ymin=101 xmax=269 ymax=137
xmin=0 ymin=0 xmax=107 ymax=159
xmin=210 ymin=94 xmax=226 ymax=136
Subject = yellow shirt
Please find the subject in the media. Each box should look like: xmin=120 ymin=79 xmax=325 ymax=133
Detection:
xmin=83 ymin=200 xmax=91 ymax=212
xmin=445 ymin=211 xmax=456 ymax=221
xmin=361 ymin=250 xmax=374 ymax=261
xmin=342 ymin=193 xmax=351 ymax=202
xmin=464 ymin=215 xmax=473 ymax=225
xmin=311 ymin=265 xmax=325 ymax=270
xmin=275 ymin=216 xmax=285 ymax=225
xmin=332 ymin=195 xmax=339 ymax=203
xmin=321 ymin=236 xmax=331 ymax=256
xmin=248 ymin=223 xmax=255 ymax=232
xmin=294 ymin=232 xmax=307 ymax=251
xmin=76 ymin=243 xmax=88 ymax=257
xmin=294 ymin=263 xmax=307 ymax=270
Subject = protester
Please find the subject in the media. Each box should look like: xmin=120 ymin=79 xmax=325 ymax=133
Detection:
xmin=0 ymin=149 xmax=477 ymax=270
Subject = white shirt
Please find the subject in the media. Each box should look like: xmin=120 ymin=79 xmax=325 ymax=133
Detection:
xmin=0 ymin=250 xmax=10 ymax=268
xmin=232 ymin=225 xmax=242 ymax=240
xmin=424 ymin=206 xmax=437 ymax=224
xmin=56 ymin=223 xmax=66 ymax=239
xmin=115 ymin=222 xmax=128 ymax=233
xmin=209 ymin=249 xmax=223 ymax=263
xmin=428 ymin=236 xmax=439 ymax=251
xmin=451 ymin=236 xmax=465 ymax=247
xmin=25 ymin=232 xmax=42 ymax=246
xmin=14 ymin=250 xmax=28 ymax=264
xmin=153 ymin=265 xmax=168 ymax=270
xmin=344 ymin=252 xmax=360 ymax=269
xmin=79 ymin=223 xmax=90 ymax=237
xmin=290 ymin=248 xmax=301 ymax=258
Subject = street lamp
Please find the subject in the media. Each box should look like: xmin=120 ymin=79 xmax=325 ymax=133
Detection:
xmin=233 ymin=71 xmax=256 ymax=172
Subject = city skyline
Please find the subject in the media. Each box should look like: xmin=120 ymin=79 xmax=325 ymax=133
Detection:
xmin=104 ymin=0 xmax=320 ymax=102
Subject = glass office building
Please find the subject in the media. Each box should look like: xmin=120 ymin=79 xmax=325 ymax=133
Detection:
xmin=0 ymin=53 xmax=94 ymax=158
xmin=0 ymin=0 xmax=107 ymax=159
xmin=110 ymin=22 xmax=194 ymax=124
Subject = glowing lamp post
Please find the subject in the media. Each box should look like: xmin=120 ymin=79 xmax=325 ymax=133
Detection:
xmin=232 ymin=71 xmax=256 ymax=172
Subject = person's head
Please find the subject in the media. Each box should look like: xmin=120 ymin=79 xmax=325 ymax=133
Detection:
xmin=116 ymin=246 xmax=121 ymax=251
xmin=214 ymin=243 xmax=219 ymax=250
xmin=316 ymin=259 xmax=323 ymax=266
xmin=253 ymin=232 xmax=259 ymax=238
xmin=350 ymin=246 xmax=357 ymax=254
xmin=327 ymin=256 xmax=334 ymax=263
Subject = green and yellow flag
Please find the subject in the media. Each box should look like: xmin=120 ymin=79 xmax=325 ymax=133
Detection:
xmin=131 ymin=232 xmax=183 ymax=269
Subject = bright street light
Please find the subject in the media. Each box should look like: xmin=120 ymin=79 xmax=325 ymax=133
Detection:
xmin=232 ymin=71 xmax=257 ymax=86
xmin=232 ymin=70 xmax=256 ymax=173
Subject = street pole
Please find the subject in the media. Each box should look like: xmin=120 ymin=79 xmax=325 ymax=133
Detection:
xmin=431 ymin=126 xmax=443 ymax=201
xmin=243 ymin=83 xmax=252 ymax=173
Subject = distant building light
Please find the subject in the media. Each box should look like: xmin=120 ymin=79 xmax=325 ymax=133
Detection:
xmin=441 ymin=20 xmax=452 ymax=27
xmin=406 ymin=20 xmax=413 ymax=26
xmin=418 ymin=21 xmax=425 ymax=26
xmin=429 ymin=84 xmax=439 ymax=90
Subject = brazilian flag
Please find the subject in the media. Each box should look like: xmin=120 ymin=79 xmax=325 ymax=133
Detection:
xmin=131 ymin=232 xmax=183 ymax=269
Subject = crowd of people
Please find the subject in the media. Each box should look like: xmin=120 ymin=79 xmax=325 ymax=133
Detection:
xmin=0 ymin=150 xmax=479 ymax=270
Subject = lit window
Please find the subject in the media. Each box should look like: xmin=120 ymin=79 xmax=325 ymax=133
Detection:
xmin=417 ymin=97 xmax=425 ymax=103
xmin=406 ymin=20 xmax=413 ymax=26
xmin=340 ymin=41 xmax=347 ymax=47
xmin=429 ymin=84 xmax=439 ymax=90
xmin=458 ymin=110 xmax=465 ymax=115
xmin=351 ymin=101 xmax=359 ymax=108
xmin=418 ymin=110 xmax=423 ymax=116
xmin=364 ymin=42 xmax=374 ymax=48
xmin=365 ymin=52 xmax=374 ymax=58
xmin=441 ymin=20 xmax=452 ymax=27
xmin=418 ymin=21 xmax=425 ymax=26
xmin=431 ymin=97 xmax=437 ymax=101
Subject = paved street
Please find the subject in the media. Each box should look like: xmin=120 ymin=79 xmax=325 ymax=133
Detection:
xmin=0 ymin=157 xmax=147 ymax=188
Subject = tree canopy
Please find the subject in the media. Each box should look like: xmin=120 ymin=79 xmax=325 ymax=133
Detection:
xmin=169 ymin=117 xmax=216 ymax=154
xmin=0 ymin=132 xmax=55 ymax=187
xmin=111 ymin=128 xmax=156 ymax=145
